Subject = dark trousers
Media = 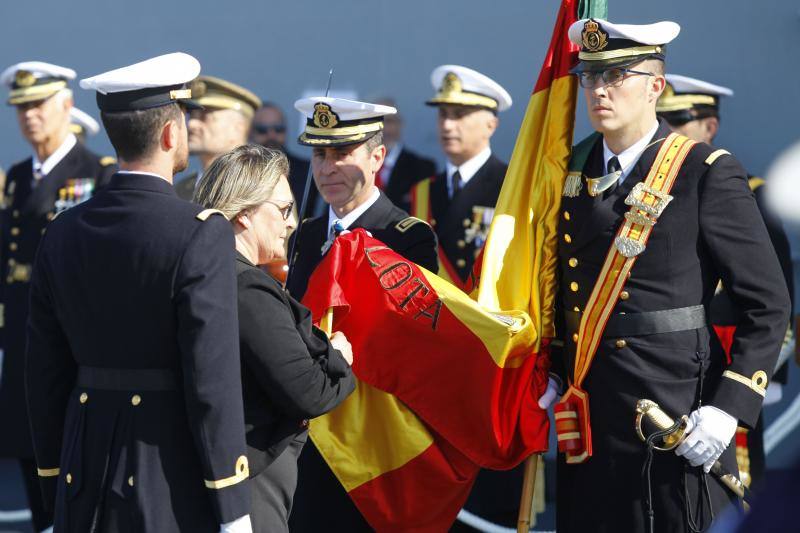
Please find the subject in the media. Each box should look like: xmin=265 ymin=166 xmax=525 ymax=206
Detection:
xmin=19 ymin=457 xmax=53 ymax=532
xmin=251 ymin=437 xmax=305 ymax=533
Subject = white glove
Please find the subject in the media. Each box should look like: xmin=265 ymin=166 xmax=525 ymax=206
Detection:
xmin=675 ymin=405 xmax=737 ymax=473
xmin=220 ymin=514 xmax=252 ymax=533
xmin=537 ymin=377 xmax=560 ymax=409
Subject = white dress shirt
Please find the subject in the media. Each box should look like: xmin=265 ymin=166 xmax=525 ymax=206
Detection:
xmin=117 ymin=170 xmax=171 ymax=183
xmin=326 ymin=187 xmax=381 ymax=236
xmin=602 ymin=121 xmax=659 ymax=185
xmin=445 ymin=146 xmax=492 ymax=198
xmin=32 ymin=133 xmax=77 ymax=181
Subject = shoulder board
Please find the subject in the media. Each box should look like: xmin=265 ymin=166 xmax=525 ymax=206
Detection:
xmin=99 ymin=156 xmax=117 ymax=166
xmin=748 ymin=176 xmax=765 ymax=191
xmin=395 ymin=216 xmax=428 ymax=233
xmin=704 ymin=149 xmax=730 ymax=166
xmin=196 ymin=209 xmax=226 ymax=221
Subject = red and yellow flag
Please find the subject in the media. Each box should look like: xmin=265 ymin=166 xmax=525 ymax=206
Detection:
xmin=476 ymin=0 xmax=605 ymax=342
xmin=303 ymin=230 xmax=549 ymax=532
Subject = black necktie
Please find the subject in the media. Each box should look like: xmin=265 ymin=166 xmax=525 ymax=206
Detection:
xmin=604 ymin=156 xmax=621 ymax=198
xmin=451 ymin=170 xmax=463 ymax=198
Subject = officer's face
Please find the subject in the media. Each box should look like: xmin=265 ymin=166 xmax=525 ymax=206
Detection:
xmin=15 ymin=92 xmax=71 ymax=147
xmin=244 ymin=175 xmax=296 ymax=263
xmin=584 ymin=60 xmax=665 ymax=135
xmin=250 ymin=106 xmax=287 ymax=150
xmin=437 ymin=105 xmax=497 ymax=166
xmin=188 ymin=108 xmax=247 ymax=156
xmin=311 ymin=141 xmax=385 ymax=213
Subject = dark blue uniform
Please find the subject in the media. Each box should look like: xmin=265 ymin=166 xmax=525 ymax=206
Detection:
xmin=25 ymin=172 xmax=250 ymax=532
xmin=0 ymin=141 xmax=115 ymax=531
xmin=554 ymin=120 xmax=791 ymax=533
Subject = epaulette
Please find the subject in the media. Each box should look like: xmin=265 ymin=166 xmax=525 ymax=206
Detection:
xmin=99 ymin=156 xmax=117 ymax=166
xmin=748 ymin=176 xmax=765 ymax=191
xmin=196 ymin=208 xmax=226 ymax=221
xmin=395 ymin=216 xmax=428 ymax=233
xmin=704 ymin=149 xmax=730 ymax=166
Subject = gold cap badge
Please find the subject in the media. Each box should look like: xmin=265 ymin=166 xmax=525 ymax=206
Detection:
xmin=15 ymin=70 xmax=36 ymax=88
xmin=441 ymin=72 xmax=462 ymax=97
xmin=313 ymin=103 xmax=339 ymax=128
xmin=581 ymin=19 xmax=608 ymax=52
xmin=190 ymin=79 xmax=207 ymax=98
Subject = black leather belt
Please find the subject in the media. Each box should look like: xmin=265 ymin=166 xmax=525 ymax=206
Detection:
xmin=564 ymin=305 xmax=707 ymax=338
xmin=77 ymin=366 xmax=178 ymax=391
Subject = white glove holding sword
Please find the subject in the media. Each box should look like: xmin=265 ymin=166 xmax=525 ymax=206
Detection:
xmin=674 ymin=405 xmax=738 ymax=473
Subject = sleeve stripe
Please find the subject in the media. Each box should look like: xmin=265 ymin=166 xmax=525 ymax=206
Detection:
xmin=204 ymin=455 xmax=249 ymax=489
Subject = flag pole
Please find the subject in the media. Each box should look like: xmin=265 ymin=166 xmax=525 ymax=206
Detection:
xmin=516 ymin=454 xmax=539 ymax=532
xmin=320 ymin=307 xmax=335 ymax=336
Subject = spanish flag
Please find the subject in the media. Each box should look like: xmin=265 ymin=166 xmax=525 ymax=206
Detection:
xmin=476 ymin=0 xmax=606 ymax=341
xmin=303 ymin=229 xmax=549 ymax=531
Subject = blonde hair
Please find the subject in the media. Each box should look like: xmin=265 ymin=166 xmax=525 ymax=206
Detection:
xmin=193 ymin=144 xmax=289 ymax=219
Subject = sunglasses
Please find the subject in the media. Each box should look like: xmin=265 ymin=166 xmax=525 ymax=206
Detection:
xmin=252 ymin=123 xmax=286 ymax=134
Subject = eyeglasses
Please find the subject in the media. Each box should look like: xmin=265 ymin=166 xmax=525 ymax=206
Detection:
xmin=252 ymin=123 xmax=286 ymax=135
xmin=577 ymin=68 xmax=654 ymax=89
xmin=265 ymin=199 xmax=294 ymax=220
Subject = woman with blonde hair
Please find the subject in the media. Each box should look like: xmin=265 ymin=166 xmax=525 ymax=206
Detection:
xmin=194 ymin=144 xmax=355 ymax=532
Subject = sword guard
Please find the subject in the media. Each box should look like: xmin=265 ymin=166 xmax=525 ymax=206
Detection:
xmin=635 ymin=399 xmax=689 ymax=451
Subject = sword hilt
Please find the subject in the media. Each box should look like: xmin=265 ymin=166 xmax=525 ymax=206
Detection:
xmin=635 ymin=399 xmax=689 ymax=451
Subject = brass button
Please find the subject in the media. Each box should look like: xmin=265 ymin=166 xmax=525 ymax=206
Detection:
xmin=619 ymin=290 xmax=630 ymax=300
xmin=463 ymin=218 xmax=471 ymax=227
xmin=8 ymin=243 xmax=17 ymax=251
xmin=572 ymin=333 xmax=579 ymax=343
xmin=456 ymin=258 xmax=466 ymax=268
xmin=66 ymin=473 xmax=72 ymax=484
xmin=79 ymin=392 xmax=88 ymax=404
xmin=568 ymin=258 xmax=578 ymax=268
xmin=570 ymin=282 xmax=579 ymax=292
xmin=615 ymin=339 xmax=627 ymax=349
xmin=131 ymin=394 xmax=142 ymax=406
xmin=12 ymin=210 xmax=19 ymax=218
xmin=128 ymin=476 xmax=134 ymax=487
xmin=573 ymin=306 xmax=580 ymax=312
xmin=563 ymin=211 xmax=571 ymax=221
xmin=10 ymin=227 xmax=19 ymax=236
xmin=563 ymin=234 xmax=572 ymax=244
xmin=457 ymin=239 xmax=466 ymax=249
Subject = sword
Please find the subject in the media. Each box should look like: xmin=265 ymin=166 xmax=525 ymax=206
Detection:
xmin=635 ymin=399 xmax=752 ymax=510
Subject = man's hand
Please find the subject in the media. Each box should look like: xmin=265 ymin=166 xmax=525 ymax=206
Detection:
xmin=330 ymin=331 xmax=353 ymax=366
xmin=675 ymin=405 xmax=737 ymax=472
xmin=537 ymin=376 xmax=561 ymax=409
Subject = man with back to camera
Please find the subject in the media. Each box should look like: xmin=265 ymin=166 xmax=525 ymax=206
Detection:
xmin=0 ymin=60 xmax=115 ymax=533
xmin=547 ymin=18 xmax=790 ymax=532
xmin=287 ymin=95 xmax=438 ymax=532
xmin=25 ymin=52 xmax=252 ymax=533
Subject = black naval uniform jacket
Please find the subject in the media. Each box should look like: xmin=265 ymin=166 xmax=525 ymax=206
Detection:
xmin=25 ymin=172 xmax=250 ymax=532
xmin=287 ymin=192 xmax=438 ymax=533
xmin=286 ymin=191 xmax=439 ymax=300
xmin=429 ymin=154 xmax=507 ymax=284
xmin=383 ymin=146 xmax=436 ymax=212
xmin=554 ymin=120 xmax=791 ymax=533
xmin=0 ymin=141 xmax=115 ymax=459
xmin=236 ymin=251 xmax=354 ymax=475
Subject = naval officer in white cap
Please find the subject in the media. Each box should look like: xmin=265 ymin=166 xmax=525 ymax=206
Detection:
xmin=0 ymin=60 xmax=116 ymax=533
xmin=25 ymin=53 xmax=253 ymax=533
xmin=548 ymin=18 xmax=790 ymax=532
xmin=409 ymin=65 xmax=512 ymax=292
xmin=657 ymin=75 xmax=795 ymax=491
xmin=287 ymin=96 xmax=438 ymax=532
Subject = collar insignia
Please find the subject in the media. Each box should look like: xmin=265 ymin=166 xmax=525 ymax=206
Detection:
xmin=581 ymin=19 xmax=609 ymax=52
xmin=313 ymin=103 xmax=339 ymax=128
